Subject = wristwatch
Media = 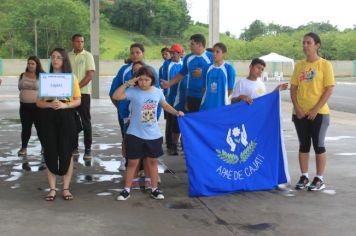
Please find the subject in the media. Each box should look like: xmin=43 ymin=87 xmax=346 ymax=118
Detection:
xmin=124 ymin=82 xmax=130 ymax=88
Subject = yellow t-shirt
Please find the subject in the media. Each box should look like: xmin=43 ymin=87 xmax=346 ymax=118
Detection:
xmin=72 ymin=75 xmax=81 ymax=100
xmin=68 ymin=49 xmax=96 ymax=95
xmin=290 ymin=58 xmax=335 ymax=114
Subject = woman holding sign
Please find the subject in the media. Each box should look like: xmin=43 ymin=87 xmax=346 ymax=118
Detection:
xmin=36 ymin=48 xmax=81 ymax=201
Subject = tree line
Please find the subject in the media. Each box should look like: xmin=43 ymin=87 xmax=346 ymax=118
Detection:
xmin=0 ymin=0 xmax=355 ymax=60
xmin=233 ymin=20 xmax=356 ymax=60
xmin=101 ymin=0 xmax=190 ymax=36
xmin=0 ymin=0 xmax=92 ymax=58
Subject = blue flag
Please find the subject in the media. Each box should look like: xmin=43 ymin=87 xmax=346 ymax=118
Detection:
xmin=178 ymin=91 xmax=290 ymax=197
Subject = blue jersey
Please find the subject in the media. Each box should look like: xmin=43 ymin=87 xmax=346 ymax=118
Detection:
xmin=162 ymin=59 xmax=182 ymax=105
xmin=200 ymin=62 xmax=236 ymax=111
xmin=179 ymin=51 xmax=213 ymax=98
xmin=159 ymin=63 xmax=167 ymax=96
xmin=109 ymin=63 xmax=162 ymax=121
xmin=150 ymin=66 xmax=162 ymax=120
xmin=125 ymin=87 xmax=165 ymax=140
xmin=109 ymin=63 xmax=132 ymax=120
xmin=173 ymin=75 xmax=188 ymax=112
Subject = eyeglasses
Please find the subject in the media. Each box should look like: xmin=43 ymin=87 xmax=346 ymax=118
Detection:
xmin=50 ymin=56 xmax=64 ymax=60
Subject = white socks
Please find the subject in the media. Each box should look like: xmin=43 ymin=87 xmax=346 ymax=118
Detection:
xmin=302 ymin=173 xmax=309 ymax=178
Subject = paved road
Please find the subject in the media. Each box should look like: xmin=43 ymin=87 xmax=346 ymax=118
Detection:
xmin=265 ymin=78 xmax=356 ymax=113
xmin=2 ymin=76 xmax=355 ymax=112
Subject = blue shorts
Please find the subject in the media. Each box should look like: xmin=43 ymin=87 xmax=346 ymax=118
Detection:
xmin=125 ymin=134 xmax=163 ymax=159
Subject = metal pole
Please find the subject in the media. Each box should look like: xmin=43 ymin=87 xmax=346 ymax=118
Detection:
xmin=90 ymin=0 xmax=100 ymax=99
xmin=209 ymin=0 xmax=220 ymax=47
xmin=34 ymin=19 xmax=38 ymax=56
xmin=0 ymin=59 xmax=3 ymax=76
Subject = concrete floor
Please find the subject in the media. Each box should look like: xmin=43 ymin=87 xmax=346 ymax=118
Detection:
xmin=1 ymin=80 xmax=356 ymax=236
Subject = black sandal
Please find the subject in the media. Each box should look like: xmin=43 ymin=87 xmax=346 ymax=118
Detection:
xmin=62 ymin=189 xmax=73 ymax=200
xmin=45 ymin=189 xmax=56 ymax=201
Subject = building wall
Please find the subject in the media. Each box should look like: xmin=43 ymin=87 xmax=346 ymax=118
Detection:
xmin=1 ymin=59 xmax=355 ymax=78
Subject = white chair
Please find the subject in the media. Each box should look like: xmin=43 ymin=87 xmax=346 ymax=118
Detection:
xmin=262 ymin=72 xmax=268 ymax=81
xmin=279 ymin=72 xmax=283 ymax=81
xmin=273 ymin=72 xmax=279 ymax=80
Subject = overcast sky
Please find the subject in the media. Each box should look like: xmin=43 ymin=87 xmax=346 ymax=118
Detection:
xmin=187 ymin=0 xmax=355 ymax=37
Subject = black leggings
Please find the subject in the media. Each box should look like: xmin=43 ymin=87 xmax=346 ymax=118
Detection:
xmin=293 ymin=114 xmax=330 ymax=154
xmin=19 ymin=102 xmax=42 ymax=148
xmin=40 ymin=108 xmax=77 ymax=176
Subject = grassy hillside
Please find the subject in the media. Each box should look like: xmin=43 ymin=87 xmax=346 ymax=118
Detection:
xmin=100 ymin=23 xmax=226 ymax=60
xmin=101 ymin=26 xmax=161 ymax=60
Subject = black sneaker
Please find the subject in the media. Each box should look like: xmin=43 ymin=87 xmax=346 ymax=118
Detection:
xmin=167 ymin=147 xmax=178 ymax=156
xmin=72 ymin=148 xmax=80 ymax=157
xmin=151 ymin=188 xmax=164 ymax=200
xmin=117 ymin=189 xmax=130 ymax=201
xmin=18 ymin=148 xmax=27 ymax=156
xmin=295 ymin=175 xmax=309 ymax=190
xmin=38 ymin=163 xmax=47 ymax=171
xmin=22 ymin=162 xmax=31 ymax=171
xmin=308 ymin=177 xmax=325 ymax=191
xmin=83 ymin=149 xmax=92 ymax=160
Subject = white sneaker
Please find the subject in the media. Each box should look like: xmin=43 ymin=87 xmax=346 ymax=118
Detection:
xmin=151 ymin=189 xmax=164 ymax=200
xmin=117 ymin=189 xmax=130 ymax=201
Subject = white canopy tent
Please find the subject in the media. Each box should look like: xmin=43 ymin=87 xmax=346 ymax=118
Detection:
xmin=259 ymin=52 xmax=295 ymax=81
xmin=260 ymin=52 xmax=295 ymax=68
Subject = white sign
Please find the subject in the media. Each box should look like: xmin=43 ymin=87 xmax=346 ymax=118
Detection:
xmin=39 ymin=73 xmax=73 ymax=98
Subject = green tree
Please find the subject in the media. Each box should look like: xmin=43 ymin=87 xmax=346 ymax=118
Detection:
xmin=266 ymin=23 xmax=294 ymax=35
xmin=110 ymin=0 xmax=153 ymax=34
xmin=320 ymin=32 xmax=338 ymax=60
xmin=0 ymin=0 xmax=90 ymax=58
xmin=239 ymin=20 xmax=267 ymax=41
xmin=334 ymin=32 xmax=356 ymax=60
xmin=297 ymin=21 xmax=339 ymax=34
xmin=109 ymin=0 xmax=190 ymax=36
xmin=151 ymin=0 xmax=190 ymax=36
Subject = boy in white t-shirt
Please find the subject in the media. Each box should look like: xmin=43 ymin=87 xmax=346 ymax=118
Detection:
xmin=231 ymin=58 xmax=288 ymax=104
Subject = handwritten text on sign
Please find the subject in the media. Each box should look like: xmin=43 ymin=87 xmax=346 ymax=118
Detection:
xmin=39 ymin=73 xmax=73 ymax=98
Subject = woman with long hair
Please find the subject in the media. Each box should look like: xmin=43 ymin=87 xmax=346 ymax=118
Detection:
xmin=36 ymin=48 xmax=81 ymax=201
xmin=291 ymin=32 xmax=335 ymax=191
xmin=18 ymin=56 xmax=46 ymax=171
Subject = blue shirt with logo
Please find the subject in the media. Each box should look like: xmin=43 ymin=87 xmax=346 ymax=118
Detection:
xmin=162 ymin=59 xmax=182 ymax=105
xmin=109 ymin=63 xmax=132 ymax=120
xmin=159 ymin=63 xmax=168 ymax=96
xmin=179 ymin=51 xmax=213 ymax=98
xmin=173 ymin=75 xmax=188 ymax=112
xmin=200 ymin=62 xmax=236 ymax=111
